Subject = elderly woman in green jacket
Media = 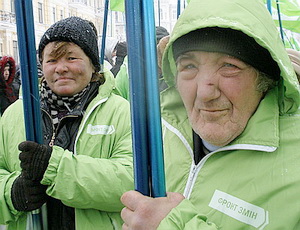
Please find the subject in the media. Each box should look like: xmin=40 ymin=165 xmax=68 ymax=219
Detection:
xmin=0 ymin=16 xmax=133 ymax=230
xmin=121 ymin=0 xmax=300 ymax=229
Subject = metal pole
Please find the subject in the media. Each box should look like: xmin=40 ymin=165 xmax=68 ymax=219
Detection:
xmin=276 ymin=0 xmax=285 ymax=45
xmin=125 ymin=0 xmax=166 ymax=197
xmin=14 ymin=0 xmax=46 ymax=229
xmin=267 ymin=0 xmax=272 ymax=14
xmin=100 ymin=0 xmax=109 ymax=72
xmin=177 ymin=0 xmax=181 ymax=18
xmin=142 ymin=0 xmax=166 ymax=198
xmin=125 ymin=0 xmax=150 ymax=196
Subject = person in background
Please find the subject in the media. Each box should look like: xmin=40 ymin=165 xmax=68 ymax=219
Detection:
xmin=0 ymin=16 xmax=133 ymax=230
xmin=12 ymin=64 xmax=21 ymax=97
xmin=0 ymin=56 xmax=17 ymax=115
xmin=110 ymin=41 xmax=127 ymax=77
xmin=115 ymin=26 xmax=170 ymax=100
xmin=155 ymin=26 xmax=169 ymax=44
xmin=14 ymin=60 xmax=44 ymax=99
xmin=286 ymin=48 xmax=300 ymax=83
xmin=156 ymin=35 xmax=170 ymax=91
xmin=121 ymin=0 xmax=300 ymax=229
xmin=103 ymin=36 xmax=119 ymax=69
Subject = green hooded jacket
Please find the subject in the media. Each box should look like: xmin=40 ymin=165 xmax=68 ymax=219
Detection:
xmin=159 ymin=0 xmax=300 ymax=229
xmin=0 ymin=70 xmax=133 ymax=230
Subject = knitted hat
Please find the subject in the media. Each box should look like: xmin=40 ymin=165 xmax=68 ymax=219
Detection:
xmin=38 ymin=16 xmax=100 ymax=72
xmin=172 ymin=27 xmax=280 ymax=79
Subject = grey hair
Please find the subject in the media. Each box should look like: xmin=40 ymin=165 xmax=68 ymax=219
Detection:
xmin=256 ymin=71 xmax=277 ymax=93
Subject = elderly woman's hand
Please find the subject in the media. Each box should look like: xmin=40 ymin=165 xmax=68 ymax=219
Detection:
xmin=121 ymin=190 xmax=184 ymax=230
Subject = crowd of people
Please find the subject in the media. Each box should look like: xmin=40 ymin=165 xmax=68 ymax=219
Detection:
xmin=1 ymin=0 xmax=300 ymax=229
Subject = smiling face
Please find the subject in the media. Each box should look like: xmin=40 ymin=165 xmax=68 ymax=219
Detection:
xmin=176 ymin=51 xmax=263 ymax=147
xmin=42 ymin=42 xmax=95 ymax=96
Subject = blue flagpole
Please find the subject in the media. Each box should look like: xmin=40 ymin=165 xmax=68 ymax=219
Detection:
xmin=125 ymin=0 xmax=150 ymax=196
xmin=141 ymin=0 xmax=166 ymax=198
xmin=14 ymin=0 xmax=46 ymax=229
xmin=276 ymin=0 xmax=285 ymax=45
xmin=267 ymin=0 xmax=272 ymax=14
xmin=177 ymin=0 xmax=181 ymax=18
xmin=100 ymin=0 xmax=109 ymax=72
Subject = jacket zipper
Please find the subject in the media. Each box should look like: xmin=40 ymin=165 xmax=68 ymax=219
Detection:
xmin=42 ymin=108 xmax=77 ymax=147
xmin=183 ymin=143 xmax=277 ymax=199
xmin=183 ymin=153 xmax=212 ymax=199
xmin=183 ymin=163 xmax=197 ymax=199
xmin=49 ymin=132 xmax=55 ymax=147
xmin=162 ymin=118 xmax=277 ymax=199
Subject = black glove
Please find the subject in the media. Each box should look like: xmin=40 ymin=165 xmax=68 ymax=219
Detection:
xmin=11 ymin=175 xmax=48 ymax=211
xmin=18 ymin=141 xmax=52 ymax=181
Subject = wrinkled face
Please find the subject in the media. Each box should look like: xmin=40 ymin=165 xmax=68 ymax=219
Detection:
xmin=3 ymin=65 xmax=10 ymax=81
xmin=42 ymin=42 xmax=94 ymax=96
xmin=176 ymin=51 xmax=263 ymax=147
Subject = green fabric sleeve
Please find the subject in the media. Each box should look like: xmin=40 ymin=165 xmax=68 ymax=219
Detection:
xmin=158 ymin=199 xmax=219 ymax=230
xmin=115 ymin=57 xmax=130 ymax=101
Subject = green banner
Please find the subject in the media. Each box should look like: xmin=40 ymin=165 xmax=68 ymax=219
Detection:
xmin=269 ymin=0 xmax=300 ymax=33
xmin=263 ymin=0 xmax=300 ymax=50
xmin=110 ymin=0 xmax=125 ymax=12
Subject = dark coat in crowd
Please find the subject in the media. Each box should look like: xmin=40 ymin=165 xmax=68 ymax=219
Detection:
xmin=0 ymin=56 xmax=17 ymax=114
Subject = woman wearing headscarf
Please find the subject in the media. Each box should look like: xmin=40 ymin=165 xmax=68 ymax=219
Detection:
xmin=104 ymin=37 xmax=119 ymax=69
xmin=0 ymin=56 xmax=17 ymax=114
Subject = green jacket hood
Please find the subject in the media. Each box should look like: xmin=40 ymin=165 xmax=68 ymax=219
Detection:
xmin=162 ymin=0 xmax=300 ymax=114
xmin=88 ymin=66 xmax=116 ymax=106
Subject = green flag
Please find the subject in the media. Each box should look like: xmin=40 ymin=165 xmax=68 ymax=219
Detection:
xmin=272 ymin=0 xmax=300 ymax=33
xmin=263 ymin=0 xmax=300 ymax=50
xmin=262 ymin=0 xmax=300 ymax=33
xmin=110 ymin=0 xmax=125 ymax=12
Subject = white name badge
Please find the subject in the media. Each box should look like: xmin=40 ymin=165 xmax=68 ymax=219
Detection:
xmin=209 ymin=190 xmax=269 ymax=230
xmin=87 ymin=124 xmax=115 ymax=135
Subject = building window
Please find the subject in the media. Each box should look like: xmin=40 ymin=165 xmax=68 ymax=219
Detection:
xmin=71 ymin=0 xmax=87 ymax=5
xmin=38 ymin=2 xmax=43 ymax=23
xmin=11 ymin=0 xmax=15 ymax=13
xmin=160 ymin=8 xmax=164 ymax=20
xmin=53 ymin=7 xmax=56 ymax=23
xmin=13 ymin=41 xmax=18 ymax=63
xmin=171 ymin=9 xmax=176 ymax=20
xmin=115 ymin=12 xmax=124 ymax=23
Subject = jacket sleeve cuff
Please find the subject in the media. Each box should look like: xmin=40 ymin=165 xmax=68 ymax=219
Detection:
xmin=158 ymin=199 xmax=219 ymax=230
xmin=4 ymin=172 xmax=24 ymax=216
xmin=41 ymin=145 xmax=66 ymax=186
